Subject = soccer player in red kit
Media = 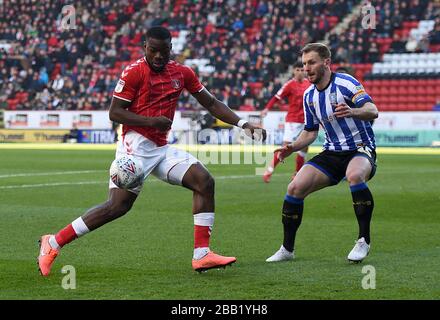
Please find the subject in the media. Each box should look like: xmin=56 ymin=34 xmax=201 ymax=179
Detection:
xmin=261 ymin=61 xmax=311 ymax=183
xmin=37 ymin=26 xmax=265 ymax=275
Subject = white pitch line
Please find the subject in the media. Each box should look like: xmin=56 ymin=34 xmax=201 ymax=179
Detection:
xmin=0 ymin=170 xmax=103 ymax=179
xmin=0 ymin=173 xmax=291 ymax=190
xmin=0 ymin=181 xmax=104 ymax=189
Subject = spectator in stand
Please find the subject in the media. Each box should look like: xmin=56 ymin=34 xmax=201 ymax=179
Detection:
xmin=337 ymin=59 xmax=356 ymax=76
xmin=366 ymin=42 xmax=381 ymax=63
xmin=0 ymin=95 xmax=8 ymax=109
xmin=51 ymin=74 xmax=64 ymax=92
xmin=429 ymin=21 xmax=440 ymax=44
xmin=434 ymin=99 xmax=440 ymax=111
xmin=334 ymin=47 xmax=349 ymax=64
xmin=406 ymin=35 xmax=419 ymax=52
xmin=390 ymin=33 xmax=407 ymax=53
xmin=228 ymin=89 xmax=243 ymax=110
xmin=417 ymin=34 xmax=430 ymax=53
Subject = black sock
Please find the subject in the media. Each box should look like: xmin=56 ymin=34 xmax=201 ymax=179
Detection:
xmin=282 ymin=195 xmax=304 ymax=252
xmin=350 ymin=183 xmax=374 ymax=244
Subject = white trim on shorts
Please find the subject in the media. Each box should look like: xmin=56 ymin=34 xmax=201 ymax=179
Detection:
xmin=283 ymin=122 xmax=304 ymax=142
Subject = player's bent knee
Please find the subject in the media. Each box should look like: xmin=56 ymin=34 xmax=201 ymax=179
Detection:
xmin=287 ymin=181 xmax=307 ymax=199
xmin=198 ymin=174 xmax=215 ymax=194
xmin=184 ymin=165 xmax=215 ymax=194
xmin=346 ymin=171 xmax=366 ymax=185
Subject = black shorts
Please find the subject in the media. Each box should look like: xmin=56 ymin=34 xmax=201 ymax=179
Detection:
xmin=306 ymin=146 xmax=377 ymax=185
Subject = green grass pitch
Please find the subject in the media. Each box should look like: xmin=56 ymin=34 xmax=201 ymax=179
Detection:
xmin=0 ymin=147 xmax=439 ymax=300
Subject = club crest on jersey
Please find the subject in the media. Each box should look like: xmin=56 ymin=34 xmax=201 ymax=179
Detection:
xmin=115 ymin=79 xmax=125 ymax=93
xmin=329 ymin=92 xmax=338 ymax=105
xmin=171 ymin=79 xmax=181 ymax=90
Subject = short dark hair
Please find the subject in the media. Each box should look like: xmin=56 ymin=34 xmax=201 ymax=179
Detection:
xmin=293 ymin=61 xmax=303 ymax=68
xmin=335 ymin=66 xmax=350 ymax=74
xmin=301 ymin=43 xmax=331 ymax=60
xmin=146 ymin=26 xmax=171 ymax=41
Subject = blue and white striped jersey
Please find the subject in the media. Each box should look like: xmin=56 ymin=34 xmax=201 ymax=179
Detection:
xmin=303 ymin=72 xmax=376 ymax=151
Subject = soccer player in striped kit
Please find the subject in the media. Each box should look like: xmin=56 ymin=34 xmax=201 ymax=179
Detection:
xmin=266 ymin=43 xmax=378 ymax=263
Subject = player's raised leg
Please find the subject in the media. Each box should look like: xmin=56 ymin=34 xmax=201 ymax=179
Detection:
xmin=180 ymin=163 xmax=236 ymax=272
xmin=346 ymin=156 xmax=375 ymax=262
xmin=266 ymin=164 xmax=331 ymax=262
xmin=38 ymin=189 xmax=137 ymax=276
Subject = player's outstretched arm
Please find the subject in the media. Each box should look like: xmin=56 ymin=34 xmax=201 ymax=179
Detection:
xmin=275 ymin=130 xmax=318 ymax=161
xmin=334 ymin=102 xmax=378 ymax=121
xmin=109 ymin=96 xmax=172 ymax=131
xmin=192 ymin=88 xmax=267 ymax=141
xmin=261 ymin=96 xmax=280 ymax=118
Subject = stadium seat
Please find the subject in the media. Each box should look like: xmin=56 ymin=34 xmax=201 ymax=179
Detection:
xmin=327 ymin=16 xmax=339 ymax=28
xmin=15 ymin=92 xmax=28 ymax=103
xmin=430 ymin=44 xmax=440 ymax=52
xmin=7 ymin=99 xmax=19 ymax=110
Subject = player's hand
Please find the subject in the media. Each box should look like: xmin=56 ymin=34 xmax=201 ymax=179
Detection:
xmin=149 ymin=116 xmax=173 ymax=131
xmin=274 ymin=143 xmax=294 ymax=162
xmin=260 ymin=109 xmax=268 ymax=118
xmin=243 ymin=122 xmax=267 ymax=142
xmin=333 ymin=103 xmax=354 ymax=118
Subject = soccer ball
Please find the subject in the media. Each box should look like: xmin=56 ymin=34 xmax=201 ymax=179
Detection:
xmin=109 ymin=155 xmax=144 ymax=189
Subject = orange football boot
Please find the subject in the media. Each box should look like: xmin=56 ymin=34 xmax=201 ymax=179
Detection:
xmin=37 ymin=235 xmax=59 ymax=276
xmin=192 ymin=251 xmax=236 ymax=273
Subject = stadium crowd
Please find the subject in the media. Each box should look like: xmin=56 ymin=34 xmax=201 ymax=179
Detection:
xmin=0 ymin=0 xmax=439 ymax=112
xmin=0 ymin=0 xmax=145 ymax=111
xmin=330 ymin=0 xmax=434 ymax=64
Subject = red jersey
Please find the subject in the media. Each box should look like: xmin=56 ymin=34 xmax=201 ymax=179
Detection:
xmin=113 ymin=57 xmax=204 ymax=146
xmin=273 ymin=79 xmax=310 ymax=123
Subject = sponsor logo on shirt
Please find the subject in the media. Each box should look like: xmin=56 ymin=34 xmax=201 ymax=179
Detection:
xmin=115 ymin=79 xmax=125 ymax=93
xmin=329 ymin=92 xmax=338 ymax=106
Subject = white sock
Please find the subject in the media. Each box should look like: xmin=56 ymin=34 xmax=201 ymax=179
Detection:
xmin=297 ymin=151 xmax=307 ymax=158
xmin=71 ymin=217 xmax=90 ymax=237
xmin=193 ymin=247 xmax=210 ymax=260
xmin=49 ymin=235 xmax=60 ymax=250
xmin=193 ymin=212 xmax=215 ymax=227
